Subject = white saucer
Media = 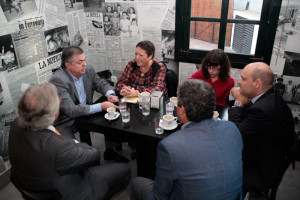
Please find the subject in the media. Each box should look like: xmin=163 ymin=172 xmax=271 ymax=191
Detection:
xmin=104 ymin=112 xmax=120 ymax=120
xmin=163 ymin=123 xmax=178 ymax=130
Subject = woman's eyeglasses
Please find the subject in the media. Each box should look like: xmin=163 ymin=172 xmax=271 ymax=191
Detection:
xmin=205 ymin=64 xmax=220 ymax=71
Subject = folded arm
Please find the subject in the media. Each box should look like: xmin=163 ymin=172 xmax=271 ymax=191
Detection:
xmin=55 ymin=141 xmax=100 ymax=175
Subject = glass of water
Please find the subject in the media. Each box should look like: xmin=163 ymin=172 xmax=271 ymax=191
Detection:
xmin=119 ymin=98 xmax=127 ymax=113
xmin=121 ymin=107 xmax=130 ymax=123
xmin=138 ymin=93 xmax=143 ymax=110
xmin=154 ymin=117 xmax=164 ymax=135
xmin=165 ymin=100 xmax=174 ymax=115
xmin=142 ymin=101 xmax=150 ymax=116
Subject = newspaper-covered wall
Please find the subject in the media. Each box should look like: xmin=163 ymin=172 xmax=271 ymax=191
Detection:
xmin=0 ymin=0 xmax=176 ymax=165
xmin=269 ymin=0 xmax=300 ymax=134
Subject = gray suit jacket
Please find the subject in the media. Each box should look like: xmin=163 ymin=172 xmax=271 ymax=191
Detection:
xmin=49 ymin=65 xmax=114 ymax=126
xmin=147 ymin=119 xmax=243 ymax=200
xmin=9 ymin=118 xmax=100 ymax=200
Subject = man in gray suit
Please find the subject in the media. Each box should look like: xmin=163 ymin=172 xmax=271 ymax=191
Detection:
xmin=131 ymin=79 xmax=243 ymax=200
xmin=9 ymin=83 xmax=131 ymax=200
xmin=50 ymin=46 xmax=128 ymax=162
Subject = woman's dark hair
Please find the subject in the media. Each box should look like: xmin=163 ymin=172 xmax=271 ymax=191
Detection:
xmin=128 ymin=7 xmax=135 ymax=14
xmin=106 ymin=5 xmax=112 ymax=12
xmin=136 ymin=40 xmax=155 ymax=59
xmin=61 ymin=46 xmax=84 ymax=68
xmin=201 ymin=49 xmax=231 ymax=82
xmin=104 ymin=15 xmax=110 ymax=21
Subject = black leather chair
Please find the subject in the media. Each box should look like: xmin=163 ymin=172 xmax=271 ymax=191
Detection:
xmin=243 ymin=151 xmax=294 ymax=200
xmin=10 ymin=169 xmax=61 ymax=200
xmin=266 ymin=154 xmax=293 ymax=200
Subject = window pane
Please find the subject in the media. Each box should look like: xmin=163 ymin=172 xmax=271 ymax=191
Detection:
xmin=224 ymin=22 xmax=259 ymax=55
xmin=228 ymin=0 xmax=263 ymax=20
xmin=224 ymin=23 xmax=235 ymax=53
xmin=189 ymin=21 xmax=220 ymax=51
xmin=191 ymin=0 xmax=222 ymax=18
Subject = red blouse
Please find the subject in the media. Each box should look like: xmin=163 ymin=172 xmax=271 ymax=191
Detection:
xmin=188 ymin=69 xmax=234 ymax=106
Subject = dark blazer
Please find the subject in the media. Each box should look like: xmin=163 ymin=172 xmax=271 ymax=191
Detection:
xmin=9 ymin=118 xmax=100 ymax=200
xmin=49 ymin=65 xmax=114 ymax=126
xmin=147 ymin=119 xmax=243 ymax=200
xmin=228 ymin=88 xmax=295 ymax=188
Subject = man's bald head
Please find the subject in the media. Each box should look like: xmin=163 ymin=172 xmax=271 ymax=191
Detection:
xmin=238 ymin=62 xmax=274 ymax=98
xmin=246 ymin=62 xmax=274 ymax=90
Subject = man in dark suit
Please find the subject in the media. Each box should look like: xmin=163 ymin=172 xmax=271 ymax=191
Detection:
xmin=9 ymin=83 xmax=131 ymax=200
xmin=50 ymin=46 xmax=128 ymax=162
xmin=228 ymin=62 xmax=295 ymax=194
xmin=131 ymin=79 xmax=243 ymax=200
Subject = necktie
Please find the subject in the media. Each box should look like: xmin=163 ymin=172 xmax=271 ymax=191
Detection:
xmin=54 ymin=128 xmax=61 ymax=136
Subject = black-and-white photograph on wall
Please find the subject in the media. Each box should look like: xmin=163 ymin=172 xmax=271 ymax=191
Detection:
xmin=274 ymin=75 xmax=300 ymax=105
xmin=71 ymin=31 xmax=84 ymax=47
xmin=0 ymin=72 xmax=13 ymax=114
xmin=0 ymin=0 xmax=38 ymax=23
xmin=0 ymin=34 xmax=18 ymax=71
xmin=161 ymin=30 xmax=175 ymax=59
xmin=282 ymin=35 xmax=300 ymax=77
xmin=64 ymin=0 xmax=84 ymax=12
xmin=44 ymin=26 xmax=70 ymax=56
xmin=270 ymin=0 xmax=300 ymax=75
xmin=103 ymin=2 xmax=137 ymax=37
xmin=83 ymin=0 xmax=105 ymax=13
xmin=273 ymin=74 xmax=300 ymax=133
xmin=288 ymin=103 xmax=300 ymax=135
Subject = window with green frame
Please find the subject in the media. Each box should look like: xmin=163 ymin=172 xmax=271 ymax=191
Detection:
xmin=175 ymin=0 xmax=282 ymax=68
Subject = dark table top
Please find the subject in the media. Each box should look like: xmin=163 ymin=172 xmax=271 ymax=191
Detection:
xmin=77 ymin=101 xmax=179 ymax=141
xmin=78 ymin=94 xmax=229 ymax=138
xmin=78 ymin=102 xmax=228 ymax=140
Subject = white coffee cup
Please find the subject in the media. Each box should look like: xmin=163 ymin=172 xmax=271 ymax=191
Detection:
xmin=213 ymin=111 xmax=219 ymax=120
xmin=107 ymin=107 xmax=116 ymax=118
xmin=170 ymin=97 xmax=178 ymax=107
xmin=163 ymin=115 xmax=177 ymax=128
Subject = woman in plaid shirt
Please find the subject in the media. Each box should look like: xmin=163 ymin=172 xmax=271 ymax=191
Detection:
xmin=116 ymin=40 xmax=167 ymax=97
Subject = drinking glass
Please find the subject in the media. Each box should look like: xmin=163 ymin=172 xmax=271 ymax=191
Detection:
xmin=154 ymin=117 xmax=164 ymax=135
xmin=165 ymin=100 xmax=174 ymax=115
xmin=138 ymin=92 xmax=151 ymax=110
xmin=138 ymin=93 xmax=143 ymax=109
xmin=121 ymin=107 xmax=130 ymax=123
xmin=142 ymin=101 xmax=150 ymax=116
xmin=119 ymin=98 xmax=127 ymax=113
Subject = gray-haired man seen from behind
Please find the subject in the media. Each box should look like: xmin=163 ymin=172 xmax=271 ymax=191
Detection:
xmin=130 ymin=79 xmax=243 ymax=200
xmin=9 ymin=83 xmax=131 ymax=200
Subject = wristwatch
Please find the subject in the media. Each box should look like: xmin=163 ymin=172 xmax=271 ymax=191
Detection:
xmin=234 ymin=100 xmax=244 ymax=107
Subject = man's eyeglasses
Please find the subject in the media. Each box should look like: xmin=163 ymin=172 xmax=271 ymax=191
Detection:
xmin=205 ymin=64 xmax=220 ymax=71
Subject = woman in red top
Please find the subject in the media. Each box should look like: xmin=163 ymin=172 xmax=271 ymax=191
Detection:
xmin=188 ymin=49 xmax=234 ymax=108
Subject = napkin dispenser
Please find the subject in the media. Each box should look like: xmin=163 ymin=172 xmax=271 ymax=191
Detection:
xmin=151 ymin=91 xmax=163 ymax=109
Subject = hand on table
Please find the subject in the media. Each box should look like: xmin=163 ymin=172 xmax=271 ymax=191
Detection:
xmin=120 ymin=86 xmax=139 ymax=97
xmin=101 ymin=101 xmax=119 ymax=111
xmin=107 ymin=94 xmax=118 ymax=103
